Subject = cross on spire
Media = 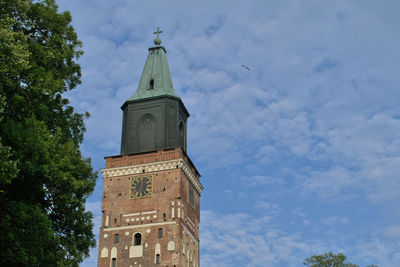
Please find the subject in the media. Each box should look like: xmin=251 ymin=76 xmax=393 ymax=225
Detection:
xmin=153 ymin=27 xmax=163 ymax=38
xmin=153 ymin=26 xmax=163 ymax=46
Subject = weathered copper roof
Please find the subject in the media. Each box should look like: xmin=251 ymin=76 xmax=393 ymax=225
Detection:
xmin=127 ymin=44 xmax=179 ymax=101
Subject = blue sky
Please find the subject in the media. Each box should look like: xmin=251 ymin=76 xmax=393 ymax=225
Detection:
xmin=57 ymin=1 xmax=400 ymax=266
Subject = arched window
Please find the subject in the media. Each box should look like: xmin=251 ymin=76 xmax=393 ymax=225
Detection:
xmin=158 ymin=228 xmax=163 ymax=238
xmin=178 ymin=121 xmax=184 ymax=144
xmin=178 ymin=121 xmax=186 ymax=150
xmin=111 ymin=258 xmax=116 ymax=267
xmin=156 ymin=254 xmax=160 ymax=264
xmin=134 ymin=233 xmax=142 ymax=246
xmin=149 ymin=79 xmax=154 ymax=89
xmin=137 ymin=113 xmax=157 ymax=152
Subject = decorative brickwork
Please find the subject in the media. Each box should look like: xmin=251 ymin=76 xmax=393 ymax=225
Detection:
xmin=97 ymin=148 xmax=202 ymax=267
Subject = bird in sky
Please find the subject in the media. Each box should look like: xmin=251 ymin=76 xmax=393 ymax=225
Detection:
xmin=241 ymin=64 xmax=250 ymax=70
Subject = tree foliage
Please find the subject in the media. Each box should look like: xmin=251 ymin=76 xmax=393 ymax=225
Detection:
xmin=303 ymin=252 xmax=378 ymax=267
xmin=0 ymin=0 xmax=97 ymax=265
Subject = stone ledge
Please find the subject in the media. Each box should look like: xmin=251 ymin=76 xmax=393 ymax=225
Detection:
xmin=101 ymin=158 xmax=203 ymax=194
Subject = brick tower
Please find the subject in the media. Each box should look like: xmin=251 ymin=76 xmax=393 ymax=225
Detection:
xmin=97 ymin=28 xmax=203 ymax=267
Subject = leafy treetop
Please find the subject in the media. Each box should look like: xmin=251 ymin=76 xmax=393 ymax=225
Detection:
xmin=303 ymin=252 xmax=378 ymax=267
xmin=0 ymin=0 xmax=97 ymax=265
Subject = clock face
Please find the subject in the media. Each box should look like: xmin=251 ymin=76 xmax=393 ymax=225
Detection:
xmin=129 ymin=175 xmax=153 ymax=199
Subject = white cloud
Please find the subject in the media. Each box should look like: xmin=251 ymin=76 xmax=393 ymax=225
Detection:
xmin=200 ymin=210 xmax=316 ymax=267
xmin=322 ymin=216 xmax=348 ymax=226
xmin=381 ymin=225 xmax=400 ymax=240
xmin=56 ymin=0 xmax=400 ymax=266
xmin=255 ymin=201 xmax=282 ymax=215
xmin=352 ymin=238 xmax=400 ymax=267
xmin=200 ymin=210 xmax=400 ymax=267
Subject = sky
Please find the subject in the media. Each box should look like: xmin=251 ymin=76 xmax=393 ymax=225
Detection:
xmin=57 ymin=1 xmax=400 ymax=266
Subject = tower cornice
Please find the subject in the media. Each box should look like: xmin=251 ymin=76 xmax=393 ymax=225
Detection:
xmin=101 ymin=158 xmax=203 ymax=194
xmin=120 ymin=94 xmax=190 ymax=118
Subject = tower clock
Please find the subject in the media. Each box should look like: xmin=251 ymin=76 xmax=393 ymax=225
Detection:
xmin=129 ymin=175 xmax=153 ymax=199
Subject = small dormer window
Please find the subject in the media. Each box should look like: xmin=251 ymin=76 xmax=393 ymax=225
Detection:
xmin=149 ymin=79 xmax=154 ymax=89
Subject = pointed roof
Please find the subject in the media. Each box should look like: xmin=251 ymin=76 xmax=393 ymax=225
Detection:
xmin=127 ymin=28 xmax=179 ymax=101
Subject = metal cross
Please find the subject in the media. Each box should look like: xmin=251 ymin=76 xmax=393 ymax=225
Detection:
xmin=153 ymin=27 xmax=163 ymax=38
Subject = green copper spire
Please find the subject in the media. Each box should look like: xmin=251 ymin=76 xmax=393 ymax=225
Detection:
xmin=127 ymin=27 xmax=179 ymax=101
xmin=120 ymin=27 xmax=190 ymax=155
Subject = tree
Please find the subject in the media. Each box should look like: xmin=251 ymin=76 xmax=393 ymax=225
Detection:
xmin=0 ymin=0 xmax=97 ymax=265
xmin=303 ymin=252 xmax=378 ymax=267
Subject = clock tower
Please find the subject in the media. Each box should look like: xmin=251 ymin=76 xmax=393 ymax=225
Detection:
xmin=97 ymin=28 xmax=203 ymax=267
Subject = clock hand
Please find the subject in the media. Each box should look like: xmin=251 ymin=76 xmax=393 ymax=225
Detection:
xmin=137 ymin=182 xmax=141 ymax=196
xmin=140 ymin=181 xmax=144 ymax=195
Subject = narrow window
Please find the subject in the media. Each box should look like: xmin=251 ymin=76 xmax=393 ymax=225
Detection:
xmin=134 ymin=233 xmax=142 ymax=246
xmin=149 ymin=79 xmax=154 ymax=89
xmin=114 ymin=234 xmax=119 ymax=243
xmin=158 ymin=228 xmax=163 ymax=238
xmin=189 ymin=183 xmax=195 ymax=207
xmin=111 ymin=258 xmax=117 ymax=267
xmin=156 ymin=254 xmax=160 ymax=264
xmin=178 ymin=121 xmax=184 ymax=148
